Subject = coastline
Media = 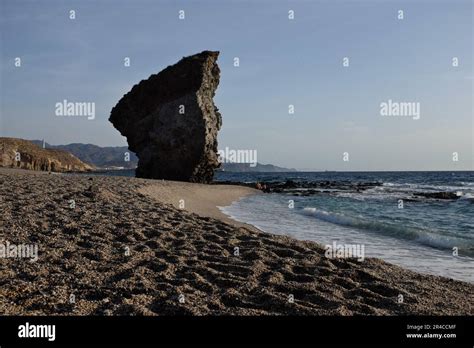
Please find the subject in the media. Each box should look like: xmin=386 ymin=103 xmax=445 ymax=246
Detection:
xmin=138 ymin=180 xmax=261 ymax=230
xmin=1 ymin=167 xmax=473 ymax=315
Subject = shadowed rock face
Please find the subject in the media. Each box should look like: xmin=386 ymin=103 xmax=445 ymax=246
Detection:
xmin=109 ymin=51 xmax=222 ymax=183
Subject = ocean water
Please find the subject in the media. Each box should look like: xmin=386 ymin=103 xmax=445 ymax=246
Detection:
xmin=87 ymin=169 xmax=474 ymax=283
xmin=216 ymin=171 xmax=474 ymax=283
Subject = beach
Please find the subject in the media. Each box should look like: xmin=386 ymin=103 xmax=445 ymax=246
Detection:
xmin=0 ymin=167 xmax=473 ymax=315
xmin=138 ymin=180 xmax=259 ymax=229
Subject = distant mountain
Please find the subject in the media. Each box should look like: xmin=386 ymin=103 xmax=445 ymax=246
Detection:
xmin=1 ymin=138 xmax=93 ymax=172
xmin=218 ymin=162 xmax=297 ymax=172
xmin=31 ymin=140 xmax=137 ymax=169
xmin=30 ymin=140 xmax=296 ymax=172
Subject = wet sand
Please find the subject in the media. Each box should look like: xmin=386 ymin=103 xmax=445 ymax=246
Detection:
xmin=138 ymin=180 xmax=260 ymax=229
xmin=0 ymin=167 xmax=472 ymax=315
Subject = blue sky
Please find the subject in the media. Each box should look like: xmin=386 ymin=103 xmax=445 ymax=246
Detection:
xmin=0 ymin=0 xmax=472 ymax=170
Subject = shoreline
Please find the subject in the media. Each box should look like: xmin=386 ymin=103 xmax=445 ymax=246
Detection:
xmin=138 ymin=180 xmax=261 ymax=231
xmin=1 ymin=167 xmax=473 ymax=315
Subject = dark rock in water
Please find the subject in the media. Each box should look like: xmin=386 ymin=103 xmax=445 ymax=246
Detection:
xmin=414 ymin=192 xmax=460 ymax=200
xmin=214 ymin=180 xmax=383 ymax=195
xmin=282 ymin=180 xmax=297 ymax=189
xmin=109 ymin=51 xmax=222 ymax=183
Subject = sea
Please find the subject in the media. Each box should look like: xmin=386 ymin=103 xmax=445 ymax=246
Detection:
xmin=89 ymin=170 xmax=474 ymax=283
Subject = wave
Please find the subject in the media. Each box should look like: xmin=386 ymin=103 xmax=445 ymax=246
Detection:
xmin=382 ymin=182 xmax=474 ymax=192
xmin=301 ymin=207 xmax=474 ymax=255
xmin=459 ymin=193 xmax=474 ymax=201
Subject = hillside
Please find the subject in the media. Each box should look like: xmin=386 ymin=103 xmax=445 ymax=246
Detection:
xmin=0 ymin=138 xmax=94 ymax=172
xmin=31 ymin=141 xmax=137 ymax=169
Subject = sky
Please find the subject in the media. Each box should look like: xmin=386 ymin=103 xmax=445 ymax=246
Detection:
xmin=0 ymin=0 xmax=472 ymax=171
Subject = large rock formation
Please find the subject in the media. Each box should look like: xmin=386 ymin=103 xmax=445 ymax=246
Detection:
xmin=109 ymin=51 xmax=222 ymax=183
xmin=0 ymin=138 xmax=94 ymax=172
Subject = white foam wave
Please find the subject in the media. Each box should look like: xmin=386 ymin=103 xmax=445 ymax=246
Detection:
xmin=301 ymin=207 xmax=473 ymax=254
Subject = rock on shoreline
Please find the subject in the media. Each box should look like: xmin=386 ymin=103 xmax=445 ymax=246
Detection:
xmin=109 ymin=51 xmax=222 ymax=183
xmin=215 ymin=179 xmax=383 ymax=195
xmin=216 ymin=180 xmax=465 ymax=200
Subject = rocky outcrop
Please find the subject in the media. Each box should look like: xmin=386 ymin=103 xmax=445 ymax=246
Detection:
xmin=109 ymin=51 xmax=222 ymax=183
xmin=0 ymin=138 xmax=94 ymax=172
xmin=215 ymin=180 xmax=383 ymax=195
xmin=414 ymin=191 xmax=460 ymax=200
